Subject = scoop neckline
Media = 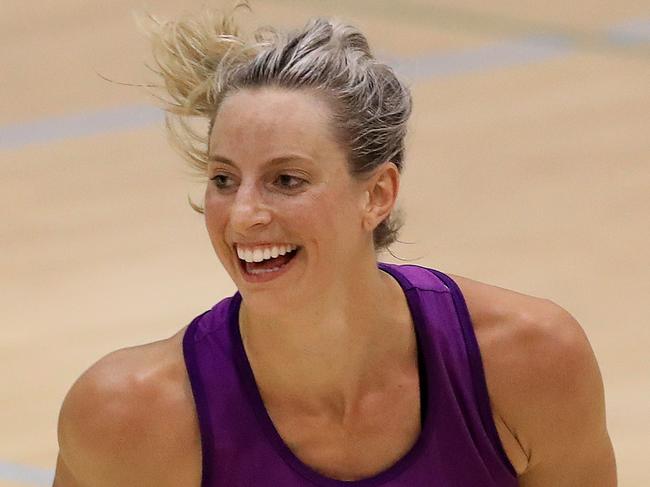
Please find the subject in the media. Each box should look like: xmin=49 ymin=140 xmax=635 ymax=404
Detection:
xmin=229 ymin=262 xmax=434 ymax=487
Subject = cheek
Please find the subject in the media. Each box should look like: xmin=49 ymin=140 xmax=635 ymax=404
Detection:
xmin=203 ymin=192 xmax=229 ymax=244
xmin=293 ymin=186 xmax=361 ymax=241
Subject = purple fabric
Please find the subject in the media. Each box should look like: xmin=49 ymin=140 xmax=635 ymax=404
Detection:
xmin=183 ymin=263 xmax=519 ymax=486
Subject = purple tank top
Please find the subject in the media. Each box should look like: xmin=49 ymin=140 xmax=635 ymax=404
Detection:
xmin=183 ymin=263 xmax=519 ymax=486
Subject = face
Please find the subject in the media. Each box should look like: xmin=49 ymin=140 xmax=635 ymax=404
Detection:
xmin=205 ymin=87 xmax=371 ymax=309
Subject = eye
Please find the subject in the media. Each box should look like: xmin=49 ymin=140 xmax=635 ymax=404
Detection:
xmin=210 ymin=174 xmax=236 ymax=190
xmin=276 ymin=174 xmax=307 ymax=190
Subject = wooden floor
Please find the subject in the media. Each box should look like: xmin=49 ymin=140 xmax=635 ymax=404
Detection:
xmin=1 ymin=1 xmax=648 ymax=485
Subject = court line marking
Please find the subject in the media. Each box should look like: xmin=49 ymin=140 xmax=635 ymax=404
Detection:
xmin=607 ymin=18 xmax=650 ymax=45
xmin=385 ymin=34 xmax=572 ymax=80
xmin=307 ymin=0 xmax=650 ymax=57
xmin=0 ymin=104 xmax=162 ymax=150
xmin=0 ymin=461 xmax=54 ymax=486
xmin=0 ymin=35 xmax=578 ymax=150
xmin=1 ymin=16 xmax=648 ymax=150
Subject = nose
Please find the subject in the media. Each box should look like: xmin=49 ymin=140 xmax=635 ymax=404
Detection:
xmin=230 ymin=181 xmax=272 ymax=232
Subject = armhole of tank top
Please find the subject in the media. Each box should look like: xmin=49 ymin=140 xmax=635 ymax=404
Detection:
xmin=425 ymin=269 xmax=518 ymax=478
xmin=182 ymin=312 xmax=215 ymax=487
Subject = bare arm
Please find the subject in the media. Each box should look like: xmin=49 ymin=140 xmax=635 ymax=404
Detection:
xmin=506 ymin=304 xmax=617 ymax=486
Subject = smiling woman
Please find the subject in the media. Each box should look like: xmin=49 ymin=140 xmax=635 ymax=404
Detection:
xmin=52 ymin=3 xmax=615 ymax=487
xmin=204 ymin=87 xmax=386 ymax=308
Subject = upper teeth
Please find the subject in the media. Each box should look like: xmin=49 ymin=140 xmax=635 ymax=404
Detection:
xmin=236 ymin=244 xmax=298 ymax=263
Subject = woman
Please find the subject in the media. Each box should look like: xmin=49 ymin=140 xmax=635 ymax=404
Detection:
xmin=53 ymin=6 xmax=616 ymax=486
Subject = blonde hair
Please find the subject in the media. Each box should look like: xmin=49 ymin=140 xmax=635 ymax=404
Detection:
xmin=147 ymin=2 xmax=411 ymax=252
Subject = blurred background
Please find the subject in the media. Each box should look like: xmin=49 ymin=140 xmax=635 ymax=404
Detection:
xmin=1 ymin=0 xmax=648 ymax=485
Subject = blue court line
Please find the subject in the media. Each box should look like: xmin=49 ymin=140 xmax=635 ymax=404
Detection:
xmin=0 ymin=35 xmax=573 ymax=151
xmin=607 ymin=18 xmax=650 ymax=45
xmin=0 ymin=461 xmax=54 ymax=486
xmin=387 ymin=34 xmax=572 ymax=80
xmin=1 ymin=15 xmax=649 ymax=151
xmin=0 ymin=104 xmax=162 ymax=150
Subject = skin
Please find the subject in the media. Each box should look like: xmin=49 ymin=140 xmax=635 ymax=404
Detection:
xmin=54 ymin=88 xmax=616 ymax=486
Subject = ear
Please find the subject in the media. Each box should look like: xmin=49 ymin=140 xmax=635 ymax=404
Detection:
xmin=361 ymin=162 xmax=400 ymax=233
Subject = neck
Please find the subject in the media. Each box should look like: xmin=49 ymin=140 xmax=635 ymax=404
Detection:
xmin=238 ymin=260 xmax=416 ymax=420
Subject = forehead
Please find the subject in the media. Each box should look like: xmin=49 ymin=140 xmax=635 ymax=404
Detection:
xmin=209 ymin=88 xmax=340 ymax=160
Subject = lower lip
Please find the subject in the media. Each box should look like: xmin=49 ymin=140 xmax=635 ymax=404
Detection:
xmin=237 ymin=248 xmax=301 ymax=284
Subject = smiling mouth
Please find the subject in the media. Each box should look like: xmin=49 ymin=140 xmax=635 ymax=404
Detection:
xmin=238 ymin=246 xmax=301 ymax=275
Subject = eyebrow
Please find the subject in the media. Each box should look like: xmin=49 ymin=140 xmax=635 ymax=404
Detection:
xmin=207 ymin=154 xmax=314 ymax=168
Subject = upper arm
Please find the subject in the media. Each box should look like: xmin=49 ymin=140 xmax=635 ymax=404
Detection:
xmin=503 ymin=303 xmax=617 ymax=486
xmin=54 ymin=348 xmax=201 ymax=487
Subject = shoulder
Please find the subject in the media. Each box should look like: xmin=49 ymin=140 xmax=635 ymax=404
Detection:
xmin=56 ymin=329 xmax=201 ymax=486
xmin=451 ymin=274 xmax=615 ymax=481
xmin=449 ymin=273 xmax=593 ymax=374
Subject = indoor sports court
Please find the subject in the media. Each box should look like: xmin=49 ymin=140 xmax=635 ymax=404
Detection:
xmin=1 ymin=0 xmax=648 ymax=485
